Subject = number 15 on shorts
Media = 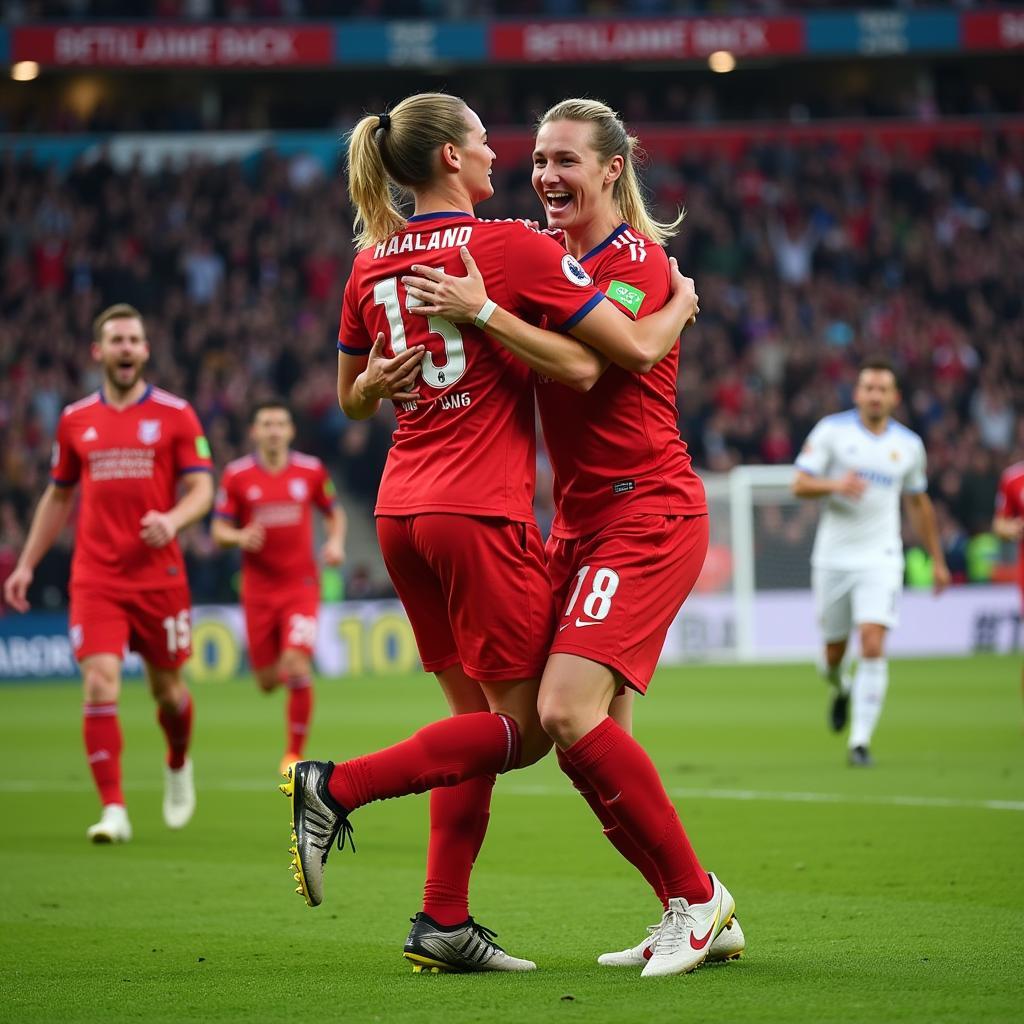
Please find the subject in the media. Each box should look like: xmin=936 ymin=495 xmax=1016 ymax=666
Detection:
xmin=562 ymin=565 xmax=620 ymax=628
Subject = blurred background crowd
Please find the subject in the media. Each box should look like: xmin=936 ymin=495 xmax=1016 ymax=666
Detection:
xmin=1 ymin=1 xmax=1022 ymax=610
xmin=2 ymin=123 xmax=1021 ymax=605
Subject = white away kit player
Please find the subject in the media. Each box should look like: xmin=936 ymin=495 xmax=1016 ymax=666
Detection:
xmin=792 ymin=359 xmax=950 ymax=765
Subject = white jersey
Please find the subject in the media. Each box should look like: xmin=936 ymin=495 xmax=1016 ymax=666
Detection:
xmin=796 ymin=411 xmax=928 ymax=571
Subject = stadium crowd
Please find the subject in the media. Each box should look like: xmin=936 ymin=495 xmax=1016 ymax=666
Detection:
xmin=3 ymin=1 xmax=993 ymax=23
xmin=1 ymin=126 xmax=1021 ymax=605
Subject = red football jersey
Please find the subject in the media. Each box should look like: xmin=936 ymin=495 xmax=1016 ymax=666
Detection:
xmin=214 ymin=451 xmax=336 ymax=600
xmin=50 ymin=385 xmax=213 ymax=591
xmin=338 ymin=211 xmax=604 ymax=522
xmin=536 ymin=224 xmax=707 ymax=539
xmin=995 ymin=460 xmax=1024 ymax=590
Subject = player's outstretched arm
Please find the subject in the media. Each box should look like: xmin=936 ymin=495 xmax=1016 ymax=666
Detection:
xmin=141 ymin=472 xmax=214 ymax=548
xmin=3 ymin=483 xmax=76 ymax=612
xmin=211 ymin=516 xmax=266 ymax=553
xmin=792 ymin=470 xmax=866 ymax=501
xmin=992 ymin=514 xmax=1024 ymax=542
xmin=404 ymin=248 xmax=607 ymax=391
xmin=906 ymin=492 xmax=951 ymax=594
xmin=569 ymin=258 xmax=697 ymax=373
xmin=404 ymin=247 xmax=697 ymax=378
xmin=338 ymin=335 xmax=425 ymax=420
xmin=321 ymin=504 xmax=347 ymax=566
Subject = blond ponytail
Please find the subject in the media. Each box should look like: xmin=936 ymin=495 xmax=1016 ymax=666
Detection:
xmin=539 ymin=98 xmax=684 ymax=246
xmin=348 ymin=114 xmax=406 ymax=251
xmin=347 ymin=93 xmax=471 ymax=250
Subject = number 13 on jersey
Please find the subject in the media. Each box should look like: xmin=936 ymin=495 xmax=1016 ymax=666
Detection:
xmin=374 ymin=276 xmax=467 ymax=389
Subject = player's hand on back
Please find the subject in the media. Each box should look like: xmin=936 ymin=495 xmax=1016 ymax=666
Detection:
xmin=321 ymin=538 xmax=345 ymax=567
xmin=2 ymin=565 xmax=33 ymax=613
xmin=834 ymin=471 xmax=867 ymax=500
xmin=403 ymin=246 xmax=488 ymax=324
xmin=667 ymin=257 xmax=699 ymax=331
xmin=140 ymin=510 xmax=177 ymax=548
xmin=238 ymin=522 xmax=266 ymax=553
xmin=359 ymin=333 xmax=425 ymax=403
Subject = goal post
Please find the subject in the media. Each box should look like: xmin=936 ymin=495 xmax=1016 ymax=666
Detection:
xmin=726 ymin=465 xmax=810 ymax=660
xmin=689 ymin=465 xmax=817 ymax=663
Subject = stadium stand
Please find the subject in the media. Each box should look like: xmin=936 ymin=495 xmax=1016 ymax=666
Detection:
xmin=1 ymin=122 xmax=1021 ymax=604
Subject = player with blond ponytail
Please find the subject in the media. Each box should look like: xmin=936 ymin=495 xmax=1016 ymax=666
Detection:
xmin=404 ymin=98 xmax=743 ymax=977
xmin=280 ymin=91 xmax=699 ymax=975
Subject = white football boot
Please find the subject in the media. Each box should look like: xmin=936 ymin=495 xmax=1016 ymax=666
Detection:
xmin=641 ymin=873 xmax=736 ymax=978
xmin=598 ymin=912 xmax=745 ymax=967
xmin=87 ymin=803 xmax=132 ymax=844
xmin=163 ymin=757 xmax=196 ymax=829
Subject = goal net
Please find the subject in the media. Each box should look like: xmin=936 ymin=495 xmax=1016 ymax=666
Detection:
xmin=675 ymin=465 xmax=818 ymax=662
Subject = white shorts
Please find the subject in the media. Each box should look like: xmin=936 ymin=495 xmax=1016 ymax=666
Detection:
xmin=811 ymin=566 xmax=903 ymax=642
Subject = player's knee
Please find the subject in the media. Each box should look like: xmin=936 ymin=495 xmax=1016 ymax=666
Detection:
xmin=279 ymin=648 xmax=310 ymax=679
xmin=82 ymin=666 xmax=118 ymax=703
xmin=859 ymin=626 xmax=886 ymax=659
xmin=516 ymin=723 xmax=553 ymax=768
xmin=255 ymin=668 xmax=279 ymax=693
xmin=538 ymin=697 xmax=583 ymax=750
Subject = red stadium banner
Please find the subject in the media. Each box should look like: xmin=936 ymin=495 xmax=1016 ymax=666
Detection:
xmin=12 ymin=24 xmax=335 ymax=67
xmin=490 ymin=17 xmax=804 ymax=63
xmin=961 ymin=11 xmax=1024 ymax=50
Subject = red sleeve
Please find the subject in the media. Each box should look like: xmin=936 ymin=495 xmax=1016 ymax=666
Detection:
xmin=50 ymin=410 xmax=81 ymax=487
xmin=590 ymin=241 xmax=671 ymax=321
xmin=174 ymin=403 xmax=214 ymax=476
xmin=501 ymin=226 xmax=605 ymax=332
xmin=214 ymin=469 xmax=240 ymax=523
xmin=996 ymin=471 xmax=1022 ymax=518
xmin=337 ymin=269 xmax=373 ymax=356
xmin=314 ymin=464 xmax=337 ymax=514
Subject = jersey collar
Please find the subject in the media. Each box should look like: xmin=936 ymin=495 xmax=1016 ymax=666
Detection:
xmin=407 ymin=211 xmax=473 ymax=224
xmin=98 ymin=383 xmax=153 ymax=407
xmin=579 ymin=223 xmax=630 ymax=265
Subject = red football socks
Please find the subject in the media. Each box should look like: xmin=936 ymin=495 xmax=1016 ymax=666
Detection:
xmin=157 ymin=690 xmax=193 ymax=770
xmin=557 ymin=747 xmax=668 ymax=908
xmin=327 ymin=712 xmax=520 ymax=811
xmin=284 ymin=674 xmax=314 ymax=757
xmin=423 ymin=773 xmax=495 ymax=926
xmin=83 ymin=702 xmax=124 ymax=806
xmin=562 ymin=717 xmax=712 ymax=906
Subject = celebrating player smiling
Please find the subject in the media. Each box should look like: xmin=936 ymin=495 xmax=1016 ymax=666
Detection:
xmin=3 ymin=304 xmax=214 ymax=843
xmin=402 ymin=98 xmax=739 ymax=978
xmin=279 ymin=91 xmax=697 ymax=974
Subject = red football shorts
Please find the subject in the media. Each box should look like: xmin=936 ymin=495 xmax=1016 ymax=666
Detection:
xmin=546 ymin=513 xmax=709 ymax=694
xmin=377 ymin=513 xmax=554 ymax=682
xmin=243 ymin=585 xmax=319 ymax=670
xmin=69 ymin=584 xmax=194 ymax=670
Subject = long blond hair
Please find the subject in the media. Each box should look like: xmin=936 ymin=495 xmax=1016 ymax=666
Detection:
xmin=538 ymin=98 xmax=684 ymax=245
xmin=347 ymin=93 xmax=471 ymax=250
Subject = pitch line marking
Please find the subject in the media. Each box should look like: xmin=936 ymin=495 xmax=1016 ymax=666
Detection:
xmin=502 ymin=785 xmax=1024 ymax=813
xmin=0 ymin=780 xmax=1021 ymax=812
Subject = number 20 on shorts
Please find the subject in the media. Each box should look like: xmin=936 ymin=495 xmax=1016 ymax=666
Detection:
xmin=563 ymin=565 xmax=620 ymax=624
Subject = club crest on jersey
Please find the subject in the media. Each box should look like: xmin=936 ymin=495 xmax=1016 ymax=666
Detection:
xmin=288 ymin=479 xmax=308 ymax=501
xmin=138 ymin=420 xmax=161 ymax=445
xmin=561 ymin=254 xmax=592 ymax=286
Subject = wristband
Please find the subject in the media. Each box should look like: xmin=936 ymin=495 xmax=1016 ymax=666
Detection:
xmin=473 ymin=299 xmax=497 ymax=329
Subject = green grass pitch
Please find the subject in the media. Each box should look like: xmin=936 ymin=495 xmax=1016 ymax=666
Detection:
xmin=1 ymin=655 xmax=1022 ymax=1023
